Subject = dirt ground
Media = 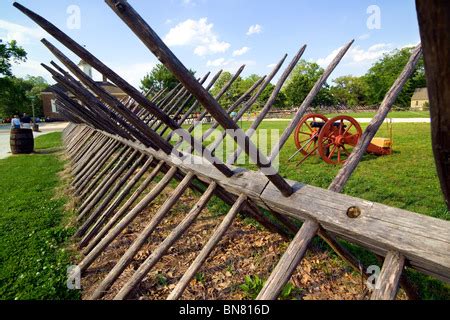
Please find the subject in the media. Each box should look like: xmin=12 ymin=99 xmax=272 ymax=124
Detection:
xmin=80 ymin=184 xmax=402 ymax=300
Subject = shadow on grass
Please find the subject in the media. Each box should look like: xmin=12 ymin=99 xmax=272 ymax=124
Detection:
xmin=33 ymin=147 xmax=65 ymax=155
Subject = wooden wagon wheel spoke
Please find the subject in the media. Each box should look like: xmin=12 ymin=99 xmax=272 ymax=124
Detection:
xmin=343 ymin=123 xmax=354 ymax=136
xmin=328 ymin=144 xmax=338 ymax=160
xmin=339 ymin=119 xmax=345 ymax=135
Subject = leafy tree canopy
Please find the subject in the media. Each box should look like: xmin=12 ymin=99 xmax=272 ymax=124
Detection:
xmin=363 ymin=47 xmax=426 ymax=108
xmin=283 ymin=60 xmax=335 ymax=107
xmin=330 ymin=75 xmax=369 ymax=107
xmin=0 ymin=40 xmax=27 ymax=77
xmin=0 ymin=76 xmax=48 ymax=118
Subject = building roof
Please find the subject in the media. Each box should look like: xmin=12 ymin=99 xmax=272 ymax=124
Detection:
xmin=97 ymin=81 xmax=127 ymax=96
xmin=412 ymin=87 xmax=429 ymax=101
xmin=41 ymin=81 xmax=127 ymax=97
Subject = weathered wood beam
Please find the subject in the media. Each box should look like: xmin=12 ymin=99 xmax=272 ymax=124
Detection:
xmin=105 ymin=0 xmax=293 ymax=197
xmin=77 ymin=166 xmax=178 ymax=273
xmin=167 ymin=194 xmax=246 ymax=300
xmin=371 ymin=251 xmax=405 ymax=300
xmin=113 ymin=181 xmax=220 ymax=300
xmin=82 ymin=160 xmax=165 ymax=253
xmin=416 ymin=0 xmax=450 ymax=210
xmin=256 ymin=219 xmax=319 ymax=300
xmin=329 ymin=44 xmax=422 ymax=193
xmin=269 ymin=40 xmax=354 ymax=161
xmin=96 ymin=129 xmax=450 ymax=283
xmin=89 ymin=172 xmax=197 ymax=300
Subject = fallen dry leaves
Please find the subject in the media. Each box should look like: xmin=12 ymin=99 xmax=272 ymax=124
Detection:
xmin=80 ymin=183 xmax=406 ymax=301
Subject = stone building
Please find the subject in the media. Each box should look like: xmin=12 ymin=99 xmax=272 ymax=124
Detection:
xmin=410 ymin=87 xmax=429 ymax=111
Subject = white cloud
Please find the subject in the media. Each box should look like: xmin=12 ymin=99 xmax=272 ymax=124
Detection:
xmin=0 ymin=19 xmax=46 ymax=44
xmin=12 ymin=59 xmax=53 ymax=83
xmin=110 ymin=62 xmax=156 ymax=88
xmin=182 ymin=0 xmax=195 ymax=6
xmin=232 ymin=46 xmax=250 ymax=57
xmin=164 ymin=18 xmax=230 ymax=56
xmin=358 ymin=33 xmax=371 ymax=40
xmin=207 ymin=58 xmax=227 ymax=67
xmin=206 ymin=58 xmax=256 ymax=71
xmin=267 ymin=63 xmax=277 ymax=69
xmin=317 ymin=43 xmax=393 ymax=67
xmin=401 ymin=43 xmax=420 ymax=49
xmin=246 ymin=24 xmax=262 ymax=36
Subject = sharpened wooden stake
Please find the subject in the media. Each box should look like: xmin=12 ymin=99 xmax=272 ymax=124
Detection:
xmin=371 ymin=251 xmax=405 ymax=300
xmin=113 ymin=182 xmax=219 ymax=300
xmin=77 ymin=150 xmax=139 ymax=222
xmin=257 ymin=219 xmax=319 ymax=300
xmin=76 ymin=153 xmax=146 ymax=238
xmin=104 ymin=0 xmax=293 ymax=197
xmin=77 ymin=166 xmax=177 ymax=273
xmin=78 ymin=148 xmax=133 ymax=211
xmin=89 ymin=172 xmax=196 ymax=300
xmin=79 ymin=156 xmax=155 ymax=248
xmin=167 ymin=194 xmax=246 ymax=300
xmin=78 ymin=147 xmax=129 ymax=198
xmin=82 ymin=160 xmax=165 ymax=253
xmin=15 ymin=3 xmax=234 ymax=176
xmin=329 ymin=44 xmax=422 ymax=193
xmin=269 ymin=40 xmax=354 ymax=161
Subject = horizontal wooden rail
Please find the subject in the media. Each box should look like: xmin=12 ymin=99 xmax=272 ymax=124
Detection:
xmin=91 ymin=126 xmax=450 ymax=283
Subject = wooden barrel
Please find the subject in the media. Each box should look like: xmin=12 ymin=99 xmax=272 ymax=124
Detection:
xmin=10 ymin=128 xmax=34 ymax=154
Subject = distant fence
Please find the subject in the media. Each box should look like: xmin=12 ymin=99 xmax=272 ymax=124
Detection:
xmin=260 ymin=105 xmax=380 ymax=119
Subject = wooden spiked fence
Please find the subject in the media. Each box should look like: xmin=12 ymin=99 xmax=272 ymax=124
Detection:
xmin=14 ymin=0 xmax=450 ymax=300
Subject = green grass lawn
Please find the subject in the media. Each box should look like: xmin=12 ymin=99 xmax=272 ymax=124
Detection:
xmin=196 ymin=120 xmax=449 ymax=299
xmin=263 ymin=110 xmax=430 ymax=120
xmin=324 ymin=110 xmax=430 ymax=119
xmin=0 ymin=125 xmax=448 ymax=300
xmin=0 ymin=132 xmax=79 ymax=300
xmin=197 ymin=121 xmax=447 ymax=220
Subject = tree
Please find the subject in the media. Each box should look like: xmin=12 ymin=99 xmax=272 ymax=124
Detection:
xmin=210 ymin=73 xmax=287 ymax=111
xmin=210 ymin=71 xmax=243 ymax=108
xmin=330 ymin=75 xmax=369 ymax=107
xmin=0 ymin=40 xmax=27 ymax=76
xmin=140 ymin=64 xmax=181 ymax=95
xmin=283 ymin=60 xmax=335 ymax=108
xmin=363 ymin=47 xmax=426 ymax=108
xmin=0 ymin=76 xmax=48 ymax=118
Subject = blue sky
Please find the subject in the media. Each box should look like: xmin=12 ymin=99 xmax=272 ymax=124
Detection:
xmin=1 ymin=0 xmax=420 ymax=87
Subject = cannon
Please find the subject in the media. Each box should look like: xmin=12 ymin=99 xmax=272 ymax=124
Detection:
xmin=291 ymin=113 xmax=392 ymax=165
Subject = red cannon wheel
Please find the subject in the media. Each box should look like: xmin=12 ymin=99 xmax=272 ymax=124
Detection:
xmin=294 ymin=113 xmax=329 ymax=156
xmin=318 ymin=115 xmax=363 ymax=165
